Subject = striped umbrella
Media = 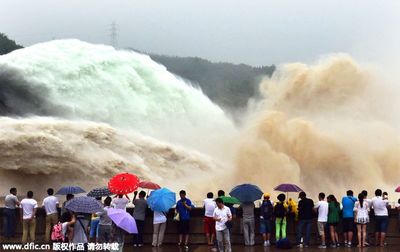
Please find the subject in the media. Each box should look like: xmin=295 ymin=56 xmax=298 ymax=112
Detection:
xmin=65 ymin=196 xmax=103 ymax=214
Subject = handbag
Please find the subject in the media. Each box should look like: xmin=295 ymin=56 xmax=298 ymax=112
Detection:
xmin=173 ymin=212 xmax=180 ymax=222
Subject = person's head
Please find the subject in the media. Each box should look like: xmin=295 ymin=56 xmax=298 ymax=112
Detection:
xmin=263 ymin=193 xmax=270 ymax=200
xmin=299 ymin=192 xmax=306 ymax=199
xmin=47 ymin=188 xmax=54 ymax=196
xmin=207 ymin=192 xmax=214 ymax=199
xmin=215 ymin=197 xmax=224 ymax=208
xmin=362 ymin=190 xmax=368 ymax=197
xmin=118 ymin=194 xmax=123 ymax=198
xmin=104 ymin=196 xmax=112 ymax=206
xmin=179 ymin=190 xmax=186 ymax=199
xmin=318 ymin=192 xmax=325 ymax=201
xmin=10 ymin=187 xmax=17 ymax=195
xmin=358 ymin=193 xmax=364 ymax=207
xmin=217 ymin=190 xmax=225 ymax=197
xmin=60 ymin=212 xmax=72 ymax=223
xmin=398 ymin=198 xmax=400 ymax=204
xmin=346 ymin=190 xmax=353 ymax=197
xmin=277 ymin=193 xmax=286 ymax=202
xmin=27 ymin=191 xmax=33 ymax=198
xmin=383 ymin=192 xmax=388 ymax=196
xmin=375 ymin=189 xmax=382 ymax=197
xmin=139 ymin=191 xmax=146 ymax=198
xmin=66 ymin=194 xmax=74 ymax=201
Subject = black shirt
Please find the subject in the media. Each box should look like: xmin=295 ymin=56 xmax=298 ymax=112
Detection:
xmin=298 ymin=198 xmax=314 ymax=220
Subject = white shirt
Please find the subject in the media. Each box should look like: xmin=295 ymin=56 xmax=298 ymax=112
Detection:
xmin=371 ymin=196 xmax=389 ymax=216
xmin=314 ymin=200 xmax=329 ymax=222
xmin=43 ymin=195 xmax=59 ymax=215
xmin=204 ymin=198 xmax=216 ymax=218
xmin=20 ymin=198 xmax=38 ymax=220
xmin=213 ymin=206 xmax=232 ymax=231
xmin=365 ymin=198 xmax=372 ymax=210
xmin=112 ymin=197 xmax=129 ymax=210
xmin=153 ymin=211 xmax=167 ymax=224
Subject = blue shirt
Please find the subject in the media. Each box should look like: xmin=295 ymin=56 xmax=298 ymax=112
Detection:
xmin=176 ymin=198 xmax=193 ymax=220
xmin=342 ymin=196 xmax=357 ymax=218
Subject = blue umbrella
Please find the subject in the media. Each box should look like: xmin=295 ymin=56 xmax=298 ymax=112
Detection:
xmin=65 ymin=196 xmax=103 ymax=214
xmin=56 ymin=186 xmax=86 ymax=195
xmin=229 ymin=184 xmax=263 ymax=203
xmin=147 ymin=188 xmax=176 ymax=212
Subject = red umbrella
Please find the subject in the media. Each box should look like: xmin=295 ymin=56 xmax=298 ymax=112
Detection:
xmin=395 ymin=186 xmax=400 ymax=193
xmin=139 ymin=181 xmax=161 ymax=190
xmin=108 ymin=173 xmax=140 ymax=195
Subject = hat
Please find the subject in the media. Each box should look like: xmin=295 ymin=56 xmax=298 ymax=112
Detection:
xmin=263 ymin=193 xmax=270 ymax=198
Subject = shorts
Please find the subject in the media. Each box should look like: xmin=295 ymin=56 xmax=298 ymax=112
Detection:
xmin=317 ymin=222 xmax=326 ymax=235
xmin=342 ymin=217 xmax=354 ymax=232
xmin=178 ymin=220 xmax=190 ymax=235
xmin=203 ymin=216 xmax=215 ymax=235
xmin=375 ymin=216 xmax=389 ymax=233
xmin=260 ymin=219 xmax=272 ymax=234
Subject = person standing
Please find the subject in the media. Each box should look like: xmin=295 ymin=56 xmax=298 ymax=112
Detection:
xmin=72 ymin=213 xmax=91 ymax=251
xmin=327 ymin=194 xmax=340 ymax=247
xmin=20 ymin=191 xmax=38 ymax=244
xmin=96 ymin=197 xmax=113 ymax=244
xmin=274 ymin=194 xmax=288 ymax=242
xmin=132 ymin=191 xmax=147 ymax=247
xmin=203 ymin=192 xmax=216 ymax=245
xmin=296 ymin=192 xmax=314 ymax=248
xmin=176 ymin=190 xmax=194 ymax=249
xmin=213 ymin=197 xmax=232 ymax=252
xmin=42 ymin=188 xmax=59 ymax=242
xmin=314 ymin=192 xmax=329 ymax=248
xmin=371 ymin=189 xmax=389 ymax=247
xmin=342 ymin=190 xmax=357 ymax=247
xmin=259 ymin=193 xmax=273 ymax=247
xmin=354 ymin=193 xmax=369 ymax=247
xmin=61 ymin=194 xmax=74 ymax=216
xmin=3 ymin=187 xmax=20 ymax=239
xmin=240 ymin=201 xmax=255 ymax=246
xmin=152 ymin=210 xmax=167 ymax=247
xmin=112 ymin=194 xmax=129 ymax=210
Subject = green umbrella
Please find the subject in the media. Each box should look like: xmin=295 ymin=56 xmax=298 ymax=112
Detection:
xmin=219 ymin=196 xmax=241 ymax=204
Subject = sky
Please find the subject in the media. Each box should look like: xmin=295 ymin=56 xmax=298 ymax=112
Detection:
xmin=1 ymin=0 xmax=400 ymax=66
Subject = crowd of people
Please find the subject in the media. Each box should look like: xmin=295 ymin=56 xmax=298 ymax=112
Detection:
xmin=2 ymin=187 xmax=400 ymax=251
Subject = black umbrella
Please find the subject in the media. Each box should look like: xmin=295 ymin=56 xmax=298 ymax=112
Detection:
xmin=87 ymin=187 xmax=113 ymax=198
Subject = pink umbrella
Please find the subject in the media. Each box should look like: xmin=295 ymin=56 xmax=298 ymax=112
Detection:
xmin=107 ymin=208 xmax=138 ymax=234
xmin=395 ymin=186 xmax=400 ymax=193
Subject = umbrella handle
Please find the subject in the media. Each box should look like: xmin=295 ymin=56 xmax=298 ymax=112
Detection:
xmin=125 ymin=194 xmax=131 ymax=201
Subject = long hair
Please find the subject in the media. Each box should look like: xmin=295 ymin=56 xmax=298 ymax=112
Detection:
xmin=358 ymin=193 xmax=364 ymax=208
xmin=328 ymin=194 xmax=339 ymax=208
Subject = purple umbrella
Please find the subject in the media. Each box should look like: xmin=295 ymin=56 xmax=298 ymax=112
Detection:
xmin=107 ymin=208 xmax=138 ymax=234
xmin=274 ymin=183 xmax=303 ymax=200
xmin=274 ymin=183 xmax=303 ymax=193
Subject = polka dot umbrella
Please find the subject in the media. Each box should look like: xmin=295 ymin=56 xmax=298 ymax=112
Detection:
xmin=108 ymin=173 xmax=140 ymax=195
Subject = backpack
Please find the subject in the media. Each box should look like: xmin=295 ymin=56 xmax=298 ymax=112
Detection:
xmin=274 ymin=202 xmax=286 ymax=218
xmin=51 ymin=222 xmax=64 ymax=242
xmin=261 ymin=200 xmax=273 ymax=220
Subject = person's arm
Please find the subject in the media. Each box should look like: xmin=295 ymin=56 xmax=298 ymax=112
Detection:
xmin=31 ymin=207 xmax=37 ymax=221
xmin=227 ymin=208 xmax=232 ymax=221
xmin=183 ymin=200 xmax=193 ymax=210
xmin=15 ymin=197 xmax=20 ymax=207
xmin=213 ymin=210 xmax=220 ymax=221
xmin=133 ymin=191 xmax=138 ymax=201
